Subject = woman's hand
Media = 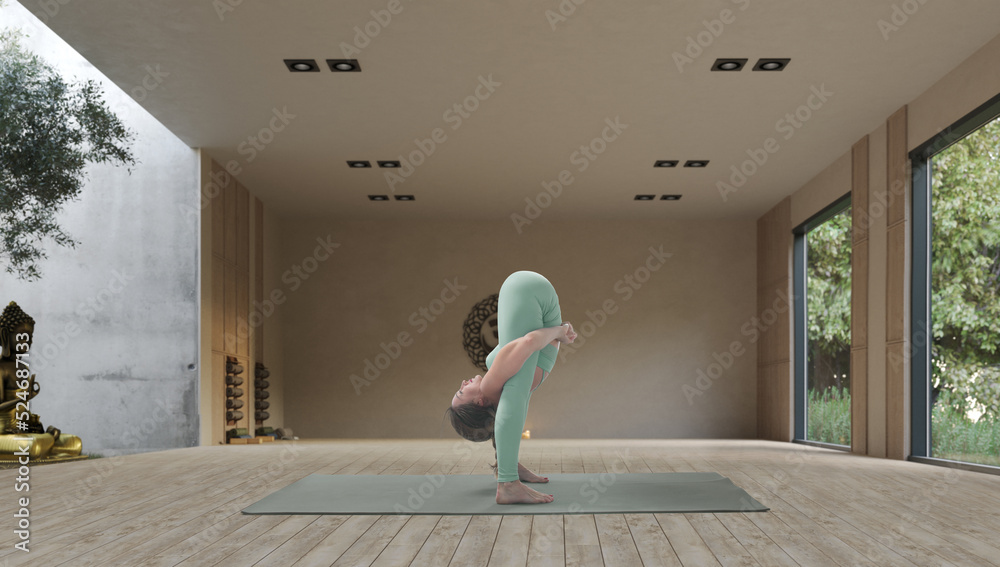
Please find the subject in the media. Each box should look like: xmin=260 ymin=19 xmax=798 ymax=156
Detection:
xmin=559 ymin=322 xmax=577 ymax=344
xmin=527 ymin=324 xmax=576 ymax=350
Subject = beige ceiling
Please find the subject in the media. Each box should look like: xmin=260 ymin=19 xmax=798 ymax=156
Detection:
xmin=16 ymin=0 xmax=1000 ymax=221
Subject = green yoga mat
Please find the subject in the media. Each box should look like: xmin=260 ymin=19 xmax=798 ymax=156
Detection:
xmin=242 ymin=472 xmax=768 ymax=515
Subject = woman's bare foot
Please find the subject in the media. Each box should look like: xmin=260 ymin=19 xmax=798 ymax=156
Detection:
xmin=496 ymin=480 xmax=554 ymax=504
xmin=518 ymin=462 xmax=549 ymax=483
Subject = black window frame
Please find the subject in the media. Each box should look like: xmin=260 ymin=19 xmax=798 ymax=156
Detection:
xmin=792 ymin=192 xmax=852 ymax=451
xmin=908 ymin=90 xmax=1000 ymax=475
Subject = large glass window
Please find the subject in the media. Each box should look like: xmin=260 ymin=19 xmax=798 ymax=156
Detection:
xmin=805 ymin=207 xmax=853 ymax=446
xmin=793 ymin=195 xmax=852 ymax=448
xmin=926 ymin=115 xmax=1000 ymax=467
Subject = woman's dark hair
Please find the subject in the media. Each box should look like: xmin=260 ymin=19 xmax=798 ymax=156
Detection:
xmin=444 ymin=402 xmax=500 ymax=477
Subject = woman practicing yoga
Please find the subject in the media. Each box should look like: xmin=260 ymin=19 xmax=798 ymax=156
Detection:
xmin=445 ymin=271 xmax=576 ymax=504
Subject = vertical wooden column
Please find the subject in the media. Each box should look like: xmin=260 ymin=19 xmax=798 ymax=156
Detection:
xmin=885 ymin=106 xmax=911 ymax=460
xmin=209 ymin=159 xmax=255 ymax=444
xmin=236 ymin=181 xmax=250 ymax=359
xmin=756 ymin=197 xmax=793 ymax=441
xmin=254 ymin=197 xmax=264 ymax=361
xmin=850 ymin=136 xmax=870 ymax=455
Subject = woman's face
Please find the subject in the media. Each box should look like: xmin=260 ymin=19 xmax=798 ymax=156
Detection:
xmin=452 ymin=374 xmax=484 ymax=408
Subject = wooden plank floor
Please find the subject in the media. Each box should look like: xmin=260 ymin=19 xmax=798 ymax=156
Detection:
xmin=0 ymin=439 xmax=998 ymax=567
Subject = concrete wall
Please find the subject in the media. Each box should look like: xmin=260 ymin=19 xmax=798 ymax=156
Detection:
xmin=0 ymin=4 xmax=200 ymax=456
xmin=783 ymin=31 xmax=1000 ymax=456
xmin=277 ymin=218 xmax=757 ymax=440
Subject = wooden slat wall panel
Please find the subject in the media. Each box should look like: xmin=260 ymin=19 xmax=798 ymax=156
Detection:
xmin=886 ymin=340 xmax=908 ymax=460
xmin=254 ymin=279 xmax=263 ymax=361
xmin=255 ymin=198 xmax=264 ymax=361
xmin=210 ymin=161 xmax=229 ymax=445
xmin=758 ymin=205 xmax=790 ymax=284
xmin=886 ymin=223 xmax=910 ymax=460
xmin=886 ymin=107 xmax=909 ymax=229
xmin=851 ymin=136 xmax=870 ymax=455
xmin=208 ymin=160 xmax=259 ymax=443
xmin=224 ymin=263 xmax=237 ymax=354
xmin=211 ymin=256 xmax=225 ymax=353
xmin=885 ymin=106 xmax=910 ymax=460
xmin=886 ymin=107 xmax=909 ymax=344
xmin=255 ymin=197 xmax=264 ymax=280
xmin=211 ymin=163 xmax=227 ymax=258
xmin=236 ymin=181 xmax=249 ymax=271
xmin=212 ymin=352 xmax=226 ymax=444
xmin=237 ymin=267 xmax=249 ymax=357
xmin=851 ymin=348 xmax=868 ymax=454
xmin=758 ymin=362 xmax=792 ymax=441
xmin=852 ymin=137 xmax=870 ymax=245
xmin=756 ymin=196 xmax=792 ymax=442
xmin=851 ymin=244 xmax=869 ymax=348
xmin=886 ymin=222 xmax=908 ymax=343
xmin=757 ymin=283 xmax=791 ymax=366
xmin=224 ymin=174 xmax=237 ymax=264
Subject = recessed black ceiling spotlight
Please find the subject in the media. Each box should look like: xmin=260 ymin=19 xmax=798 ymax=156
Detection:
xmin=284 ymin=59 xmax=319 ymax=72
xmin=377 ymin=161 xmax=401 ymax=168
xmin=327 ymin=59 xmax=361 ymax=72
xmin=394 ymin=195 xmax=415 ymax=201
xmin=635 ymin=195 xmax=656 ymax=201
xmin=753 ymin=58 xmax=790 ymax=71
xmin=711 ymin=58 xmax=748 ymax=71
xmin=661 ymin=195 xmax=682 ymax=200
xmin=654 ymin=160 xmax=679 ymax=168
xmin=347 ymin=160 xmax=371 ymax=168
xmin=368 ymin=195 xmax=389 ymax=201
xmin=684 ymin=160 xmax=709 ymax=167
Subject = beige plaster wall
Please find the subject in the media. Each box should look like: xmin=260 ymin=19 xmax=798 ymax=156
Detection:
xmin=276 ymin=218 xmax=757 ymax=440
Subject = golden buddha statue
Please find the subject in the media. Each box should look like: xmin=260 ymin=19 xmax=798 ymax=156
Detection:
xmin=0 ymin=301 xmax=83 ymax=461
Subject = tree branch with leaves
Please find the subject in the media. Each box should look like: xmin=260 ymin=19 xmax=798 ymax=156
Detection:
xmin=0 ymin=16 xmax=136 ymax=281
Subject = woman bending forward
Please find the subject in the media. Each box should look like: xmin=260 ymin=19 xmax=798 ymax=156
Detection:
xmin=445 ymin=271 xmax=576 ymax=504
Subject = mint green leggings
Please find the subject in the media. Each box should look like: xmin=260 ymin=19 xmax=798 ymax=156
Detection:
xmin=484 ymin=271 xmax=562 ymax=482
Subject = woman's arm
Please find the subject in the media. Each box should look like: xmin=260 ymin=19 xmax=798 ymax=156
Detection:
xmin=480 ymin=325 xmax=569 ymax=402
xmin=523 ymin=325 xmax=571 ymax=350
xmin=480 ymin=338 xmax=536 ymax=403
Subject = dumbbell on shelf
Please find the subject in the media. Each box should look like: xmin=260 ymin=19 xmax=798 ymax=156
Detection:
xmin=253 ymin=362 xmax=271 ymax=427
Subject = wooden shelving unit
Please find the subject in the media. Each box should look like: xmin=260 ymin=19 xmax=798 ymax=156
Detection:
xmin=208 ymin=160 xmax=266 ymax=445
